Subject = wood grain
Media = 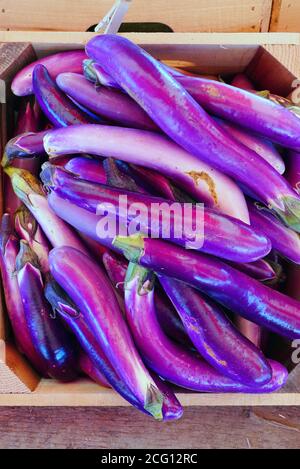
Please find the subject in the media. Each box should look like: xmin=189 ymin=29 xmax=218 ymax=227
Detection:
xmin=0 ymin=0 xmax=273 ymax=33
xmin=0 ymin=406 xmax=300 ymax=449
xmin=270 ymin=0 xmax=300 ymax=32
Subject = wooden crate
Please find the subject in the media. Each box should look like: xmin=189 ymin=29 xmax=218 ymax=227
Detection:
xmin=0 ymin=1 xmax=274 ymax=33
xmin=0 ymin=32 xmax=300 ymax=406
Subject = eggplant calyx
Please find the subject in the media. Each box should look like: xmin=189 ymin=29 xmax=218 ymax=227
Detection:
xmin=144 ymin=383 xmax=164 ymax=421
xmin=113 ymin=234 xmax=144 ymax=263
xmin=125 ymin=261 xmax=155 ymax=295
xmin=275 ymin=196 xmax=300 ymax=233
xmin=16 ymin=240 xmax=40 ymax=271
xmin=4 ymin=167 xmax=44 ymax=203
xmin=45 ymin=278 xmax=80 ymax=319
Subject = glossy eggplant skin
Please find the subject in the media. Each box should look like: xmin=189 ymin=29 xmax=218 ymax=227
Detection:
xmin=2 ymin=130 xmax=48 ymax=167
xmin=86 ymin=35 xmax=300 ymax=231
xmin=248 ymin=201 xmax=300 ymax=264
xmin=230 ymin=258 xmax=276 ymax=281
xmin=32 ymin=65 xmax=91 ymax=127
xmin=124 ymin=263 xmax=286 ymax=393
xmin=43 ymin=124 xmax=249 ymax=222
xmin=4 ymin=100 xmax=41 ymax=218
xmin=114 ymin=236 xmax=300 ymax=339
xmin=49 ymin=246 xmax=165 ymax=419
xmin=12 ymin=50 xmax=87 ymax=96
xmin=41 ymin=164 xmax=271 ymax=263
xmin=102 ymin=251 xmax=189 ymax=346
xmin=176 ymin=75 xmax=300 ymax=150
xmin=56 ymin=72 xmax=157 ymax=130
xmin=0 ymin=215 xmax=47 ymax=374
xmin=159 ymin=276 xmax=271 ymax=386
xmin=16 ymin=242 xmax=77 ymax=381
xmin=287 ymin=151 xmax=300 ymax=193
xmin=65 ymin=157 xmax=106 ymax=184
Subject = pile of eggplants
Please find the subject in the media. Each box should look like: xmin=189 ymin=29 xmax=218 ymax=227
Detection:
xmin=4 ymin=34 xmax=300 ymax=420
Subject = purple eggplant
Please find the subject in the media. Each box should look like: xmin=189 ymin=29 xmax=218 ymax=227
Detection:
xmin=102 ymin=158 xmax=147 ymax=193
xmin=54 ymin=298 xmax=183 ymax=421
xmin=14 ymin=206 xmax=50 ymax=273
xmin=230 ymin=258 xmax=276 ymax=281
xmin=102 ymin=251 xmax=189 ymax=346
xmin=79 ymin=353 xmax=111 ymax=388
xmin=4 ymin=100 xmax=41 ymax=217
xmin=49 ymin=246 xmax=165 ymax=419
xmin=2 ymin=130 xmax=48 ymax=167
xmin=86 ymin=35 xmax=300 ymax=231
xmin=41 ymin=164 xmax=270 ymax=262
xmin=43 ymin=124 xmax=249 ymax=222
xmin=47 ymin=191 xmax=117 ymax=251
xmin=5 ymin=167 xmax=87 ymax=254
xmin=215 ymin=118 xmax=285 ymax=174
xmin=56 ymin=72 xmax=157 ymax=131
xmin=83 ymin=59 xmax=121 ymax=89
xmin=65 ymin=157 xmax=106 ymax=184
xmin=286 ymin=151 xmax=300 ymax=194
xmin=124 ymin=262 xmax=286 ymax=392
xmin=159 ymin=275 xmax=271 ymax=385
xmin=175 ymin=74 xmax=300 ymax=149
xmin=12 ymin=50 xmax=87 ymax=96
xmin=114 ymin=235 xmax=300 ymax=339
xmin=248 ymin=201 xmax=300 ymax=264
xmin=32 ymin=65 xmax=91 ymax=127
xmin=0 ymin=215 xmax=47 ymax=374
xmin=16 ymin=241 xmax=77 ymax=381
xmin=231 ymin=73 xmax=255 ymax=90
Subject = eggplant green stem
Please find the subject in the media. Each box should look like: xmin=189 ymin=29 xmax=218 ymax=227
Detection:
xmin=113 ymin=234 xmax=145 ymax=262
xmin=144 ymin=384 xmax=164 ymax=421
xmin=275 ymin=196 xmax=300 ymax=233
xmin=16 ymin=240 xmax=40 ymax=271
xmin=4 ymin=167 xmax=44 ymax=203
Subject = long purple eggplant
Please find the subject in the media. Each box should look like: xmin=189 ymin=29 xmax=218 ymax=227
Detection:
xmin=41 ymin=164 xmax=270 ymax=262
xmin=79 ymin=353 xmax=111 ymax=388
xmin=215 ymin=118 xmax=285 ymax=174
xmin=248 ymin=201 xmax=300 ymax=264
xmin=56 ymin=72 xmax=157 ymax=131
xmin=114 ymin=235 xmax=300 ymax=339
xmin=124 ymin=262 xmax=287 ymax=392
xmin=86 ymin=35 xmax=300 ymax=231
xmin=102 ymin=158 xmax=147 ymax=193
xmin=47 ymin=279 xmax=183 ymax=420
xmin=16 ymin=241 xmax=77 ymax=381
xmin=32 ymin=65 xmax=91 ymax=127
xmin=12 ymin=50 xmax=87 ymax=96
xmin=65 ymin=157 xmax=106 ymax=184
xmin=4 ymin=100 xmax=41 ymax=217
xmin=15 ymin=206 xmax=50 ymax=273
xmin=102 ymin=251 xmax=189 ymax=346
xmin=286 ymin=151 xmax=300 ymax=193
xmin=43 ymin=124 xmax=249 ymax=222
xmin=5 ymin=167 xmax=87 ymax=254
xmin=2 ymin=130 xmax=48 ymax=167
xmin=49 ymin=245 xmax=165 ymax=419
xmin=159 ymin=275 xmax=271 ymax=385
xmin=47 ymin=191 xmax=117 ymax=251
xmin=0 ymin=215 xmax=47 ymax=374
xmin=230 ymin=258 xmax=276 ymax=281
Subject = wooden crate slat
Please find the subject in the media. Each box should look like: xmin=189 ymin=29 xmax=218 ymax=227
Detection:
xmin=270 ymin=0 xmax=300 ymax=32
xmin=0 ymin=0 xmax=273 ymax=33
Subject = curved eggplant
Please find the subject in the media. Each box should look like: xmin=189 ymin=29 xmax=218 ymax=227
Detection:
xmin=32 ymin=65 xmax=91 ymax=127
xmin=124 ymin=262 xmax=286 ymax=392
xmin=114 ymin=235 xmax=300 ymax=339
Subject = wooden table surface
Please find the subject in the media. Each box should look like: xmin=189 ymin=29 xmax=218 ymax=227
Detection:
xmin=1 ymin=406 xmax=300 ymax=449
